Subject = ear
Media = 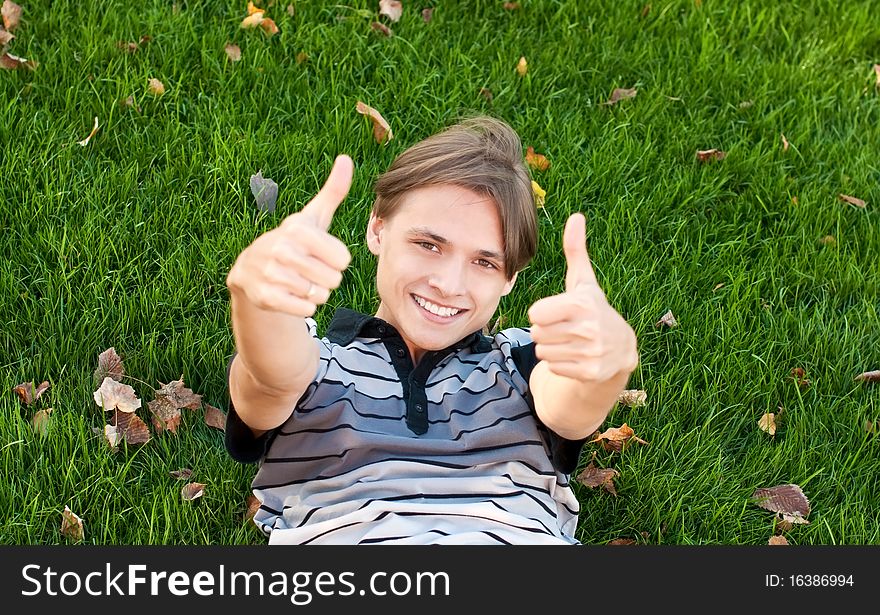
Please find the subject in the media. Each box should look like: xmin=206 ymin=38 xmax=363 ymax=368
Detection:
xmin=500 ymin=270 xmax=518 ymax=297
xmin=366 ymin=212 xmax=384 ymax=256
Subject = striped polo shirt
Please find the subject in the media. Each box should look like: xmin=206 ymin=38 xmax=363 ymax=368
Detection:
xmin=225 ymin=308 xmax=588 ymax=545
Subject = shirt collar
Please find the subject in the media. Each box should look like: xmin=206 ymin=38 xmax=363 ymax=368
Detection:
xmin=325 ymin=307 xmax=492 ymax=354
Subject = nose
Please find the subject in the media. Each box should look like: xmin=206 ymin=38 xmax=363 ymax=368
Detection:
xmin=427 ymin=258 xmax=468 ymax=298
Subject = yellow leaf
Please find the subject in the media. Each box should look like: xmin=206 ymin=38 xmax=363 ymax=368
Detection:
xmin=516 ymin=56 xmax=527 ymax=76
xmin=531 ymin=180 xmax=545 ymax=208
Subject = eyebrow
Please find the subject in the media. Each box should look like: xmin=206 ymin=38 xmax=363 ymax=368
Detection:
xmin=407 ymin=226 xmax=503 ymax=262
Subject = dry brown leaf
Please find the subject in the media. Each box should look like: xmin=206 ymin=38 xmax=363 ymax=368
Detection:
xmin=355 ymin=101 xmax=393 ymax=144
xmin=608 ymin=538 xmax=637 ymax=545
xmin=576 ymin=462 xmax=619 ymax=496
xmin=655 ymin=309 xmax=677 ymax=328
xmin=113 ymin=409 xmax=151 ymax=445
xmin=287 ymin=5 xmax=295 ymax=18
xmin=604 ymin=87 xmax=637 ymax=105
xmin=525 ymin=146 xmax=550 ymax=171
xmin=640 ymin=4 xmax=651 ymax=18
xmin=864 ymin=419 xmax=876 ymax=433
xmin=241 ymin=1 xmax=266 ymax=29
xmin=93 ymin=377 xmax=142 ymax=413
xmin=102 ymin=424 xmax=121 ymax=451
xmin=0 ymin=51 xmax=37 ymax=70
xmin=768 ymin=535 xmax=789 ymax=545
xmin=169 ymin=468 xmax=193 ymax=480
xmin=617 ymin=389 xmax=647 ymax=408
xmin=818 ymin=235 xmax=835 ymax=246
xmin=156 ymin=377 xmax=203 ymax=410
xmin=295 ymin=51 xmax=308 ymax=64
xmin=0 ymin=29 xmax=13 ymax=47
xmin=149 ymin=397 xmax=182 ymax=433
xmin=854 ymin=370 xmax=880 ymax=383
xmin=260 ymin=18 xmax=279 ymax=35
xmin=503 ymin=2 xmax=521 ymax=9
xmin=781 ymin=133 xmax=789 ymax=152
xmin=696 ymin=148 xmax=727 ymax=162
xmin=751 ymin=484 xmax=810 ymax=521
xmin=422 ymin=7 xmax=433 ymax=22
xmin=181 ymin=482 xmax=206 ymax=501
xmin=379 ymin=0 xmax=402 ymax=22
xmin=77 ymin=116 xmax=99 ymax=147
xmin=204 ymin=403 xmax=227 ymax=431
xmin=371 ymin=21 xmax=392 ymax=36
xmin=873 ymin=64 xmax=880 ymax=89
xmin=120 ymin=95 xmax=141 ymax=112
xmin=13 ymin=380 xmax=50 ymax=405
xmin=757 ymin=412 xmax=776 ymax=436
xmin=60 ymin=506 xmax=84 ymax=542
xmin=838 ymin=193 xmax=866 ymax=208
xmin=478 ymin=87 xmax=493 ymax=102
xmin=225 ymin=43 xmax=241 ymax=62
xmin=32 ymin=407 xmax=53 ymax=436
xmin=516 ymin=56 xmax=527 ymax=76
xmin=790 ymin=367 xmax=810 ymax=388
xmin=148 ymin=78 xmax=165 ymax=96
xmin=590 ymin=423 xmax=649 ymax=449
xmin=244 ymin=494 xmax=261 ymax=522
xmin=147 ymin=377 xmax=203 ymax=433
xmin=94 ymin=347 xmax=125 ymax=385
xmin=531 ymin=180 xmax=545 ymax=208
xmin=2 ymin=1 xmax=22 ymax=31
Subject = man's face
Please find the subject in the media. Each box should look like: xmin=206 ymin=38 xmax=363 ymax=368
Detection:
xmin=367 ymin=183 xmax=517 ymax=364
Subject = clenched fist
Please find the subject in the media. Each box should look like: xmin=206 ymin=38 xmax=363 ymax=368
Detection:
xmin=226 ymin=155 xmax=354 ymax=318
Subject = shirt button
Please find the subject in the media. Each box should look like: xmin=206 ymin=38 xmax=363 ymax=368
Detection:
xmin=396 ymin=348 xmax=406 ymax=358
xmin=377 ymin=326 xmax=386 ymax=334
xmin=414 ymin=404 xmax=424 ymax=413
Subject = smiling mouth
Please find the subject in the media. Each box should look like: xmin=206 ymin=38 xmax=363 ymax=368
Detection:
xmin=411 ymin=294 xmax=468 ymax=319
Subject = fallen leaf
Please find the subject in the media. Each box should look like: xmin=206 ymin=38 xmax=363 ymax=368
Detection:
xmin=287 ymin=5 xmax=295 ymax=18
xmin=737 ymin=100 xmax=752 ymax=108
xmin=32 ymin=407 xmax=53 ymax=436
xmin=112 ymin=409 xmax=151 ymax=445
xmin=244 ymin=494 xmax=261 ymax=522
xmin=818 ymin=235 xmax=836 ymax=246
xmin=751 ymin=484 xmax=810 ymax=522
xmin=60 ymin=506 xmax=84 ymax=542
xmin=0 ymin=51 xmax=37 ymax=70
xmin=531 ymin=180 xmax=545 ymax=208
xmin=503 ymin=2 xmax=521 ymax=10
xmin=713 ymin=283 xmax=725 ymax=291
xmin=768 ymin=535 xmax=789 ymax=545
xmin=93 ymin=347 xmax=125 ymax=385
xmin=355 ymin=101 xmax=393 ymax=144
xmin=12 ymin=380 xmax=50 ymax=405
xmin=181 ymin=482 xmax=206 ymax=501
xmin=854 ymin=370 xmax=880 ymax=383
xmin=148 ymin=78 xmax=165 ymax=96
xmin=204 ymin=403 xmax=227 ymax=431
xmin=617 ymin=389 xmax=647 ymax=408
xmin=421 ymin=7 xmax=433 ymax=22
xmin=781 ymin=133 xmax=789 ymax=152
xmin=838 ymin=194 xmax=866 ymax=209
xmin=260 ymin=18 xmax=279 ymax=35
xmin=225 ymin=43 xmax=241 ymax=62
xmin=525 ymin=146 xmax=550 ymax=171
xmin=370 ymin=21 xmax=392 ymax=36
xmin=655 ymin=309 xmax=677 ymax=328
xmin=757 ymin=412 xmax=776 ymax=436
xmin=2 ymin=1 xmax=22 ymax=31
xmin=149 ymin=397 xmax=182 ymax=433
xmin=865 ymin=420 xmax=877 ymax=433
xmin=790 ymin=367 xmax=810 ymax=388
xmin=516 ymin=56 xmax=527 ymax=76
xmin=102 ymin=424 xmax=121 ymax=450
xmin=155 ymin=377 xmax=203 ymax=410
xmin=696 ymin=148 xmax=727 ymax=162
xmin=379 ymin=0 xmax=402 ymax=22
xmin=608 ymin=538 xmax=637 ymax=545
xmin=169 ymin=468 xmax=193 ymax=480
xmin=589 ymin=423 xmax=649 ymax=451
xmin=576 ymin=462 xmax=619 ymax=496
xmin=148 ymin=377 xmax=203 ymax=433
xmin=604 ymin=87 xmax=637 ymax=105
xmin=478 ymin=87 xmax=493 ymax=103
xmin=77 ymin=116 xmax=99 ymax=147
xmin=241 ymin=1 xmax=266 ymax=29
xmin=295 ymin=51 xmax=308 ymax=64
xmin=0 ymin=29 xmax=13 ymax=47
xmin=93 ymin=377 xmax=142 ymax=413
xmin=640 ymin=4 xmax=651 ymax=18
xmin=249 ymin=170 xmax=279 ymax=213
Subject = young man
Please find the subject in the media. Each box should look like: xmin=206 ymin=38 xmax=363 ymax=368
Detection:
xmin=224 ymin=116 xmax=639 ymax=544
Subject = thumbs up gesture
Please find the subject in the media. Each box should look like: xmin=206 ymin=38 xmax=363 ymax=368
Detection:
xmin=527 ymin=213 xmax=639 ymax=383
xmin=226 ymin=155 xmax=354 ymax=318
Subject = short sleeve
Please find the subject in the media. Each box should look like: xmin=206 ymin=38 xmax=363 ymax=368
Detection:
xmin=497 ymin=328 xmax=589 ymax=476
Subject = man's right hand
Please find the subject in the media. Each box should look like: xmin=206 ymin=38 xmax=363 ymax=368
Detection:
xmin=226 ymin=155 xmax=354 ymax=318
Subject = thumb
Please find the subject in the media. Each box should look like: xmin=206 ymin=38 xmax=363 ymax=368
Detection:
xmin=300 ymin=154 xmax=354 ymax=230
xmin=563 ymin=212 xmax=598 ymax=292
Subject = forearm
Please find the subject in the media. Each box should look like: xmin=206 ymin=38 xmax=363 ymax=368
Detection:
xmin=530 ymin=360 xmax=632 ymax=440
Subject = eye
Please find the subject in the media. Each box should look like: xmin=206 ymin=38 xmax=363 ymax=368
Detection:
xmin=476 ymin=259 xmax=497 ymax=270
xmin=416 ymin=241 xmax=439 ymax=252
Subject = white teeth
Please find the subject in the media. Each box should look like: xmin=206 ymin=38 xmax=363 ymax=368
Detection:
xmin=414 ymin=295 xmax=460 ymax=317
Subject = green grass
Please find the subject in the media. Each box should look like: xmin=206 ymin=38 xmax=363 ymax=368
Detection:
xmin=1 ymin=0 xmax=878 ymax=545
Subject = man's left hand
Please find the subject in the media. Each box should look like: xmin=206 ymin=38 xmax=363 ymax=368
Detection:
xmin=527 ymin=213 xmax=639 ymax=383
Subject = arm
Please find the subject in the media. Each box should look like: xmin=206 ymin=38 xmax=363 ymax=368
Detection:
xmin=225 ymin=155 xmax=354 ymax=436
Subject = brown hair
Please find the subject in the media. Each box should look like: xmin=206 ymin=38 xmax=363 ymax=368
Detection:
xmin=371 ymin=115 xmax=537 ymax=280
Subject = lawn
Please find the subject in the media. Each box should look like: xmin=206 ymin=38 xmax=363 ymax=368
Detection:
xmin=1 ymin=0 xmax=878 ymax=545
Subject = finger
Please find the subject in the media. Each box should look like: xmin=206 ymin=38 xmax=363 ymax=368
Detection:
xmin=531 ymin=320 xmax=598 ymax=345
xmin=544 ymin=360 xmax=605 ymax=382
xmin=527 ymin=294 xmax=587 ymax=326
xmin=279 ymin=225 xmax=352 ymax=272
xmin=254 ymin=285 xmax=318 ymax=318
xmin=563 ymin=212 xmax=599 ymax=292
xmin=300 ymin=154 xmax=354 ymax=230
xmin=534 ymin=342 xmax=597 ymax=363
xmin=269 ymin=250 xmax=345 ymax=291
